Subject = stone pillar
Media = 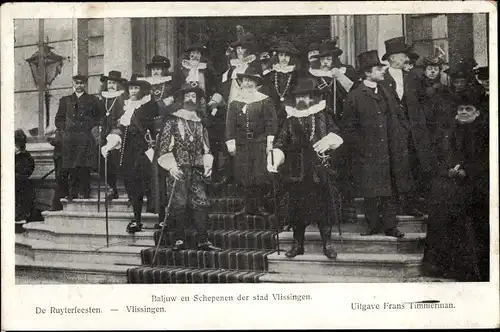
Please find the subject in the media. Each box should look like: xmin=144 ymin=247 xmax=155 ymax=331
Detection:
xmin=103 ymin=18 xmax=133 ymax=79
xmin=155 ymin=17 xmax=178 ymax=72
xmin=330 ymin=15 xmax=356 ymax=66
xmin=473 ymin=13 xmax=488 ymax=67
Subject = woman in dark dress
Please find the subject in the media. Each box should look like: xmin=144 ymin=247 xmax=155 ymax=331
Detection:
xmin=422 ymin=92 xmax=489 ymax=281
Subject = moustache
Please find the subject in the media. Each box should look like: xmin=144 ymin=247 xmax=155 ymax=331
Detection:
xmin=296 ymin=100 xmax=309 ymax=110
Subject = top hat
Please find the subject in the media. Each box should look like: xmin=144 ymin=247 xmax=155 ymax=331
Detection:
xmin=291 ymin=77 xmax=317 ymax=96
xmin=72 ymin=74 xmax=88 ymax=82
xmin=475 ymin=66 xmax=489 ymax=80
xmin=186 ymin=42 xmax=207 ymax=54
xmin=125 ymin=74 xmax=152 ymax=91
xmin=271 ymin=40 xmax=300 ymax=56
xmin=357 ymin=50 xmax=384 ymax=71
xmin=146 ymin=55 xmax=171 ymax=70
xmin=454 ymin=90 xmax=482 ymax=108
xmin=312 ymin=39 xmax=343 ymax=59
xmin=236 ymin=63 xmax=264 ymax=84
xmin=100 ymin=70 xmax=126 ymax=83
xmin=422 ymin=55 xmax=445 ymax=68
xmin=382 ymin=37 xmax=412 ymax=61
xmin=173 ymin=81 xmax=205 ymax=100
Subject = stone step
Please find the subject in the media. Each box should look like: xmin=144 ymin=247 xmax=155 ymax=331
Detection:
xmin=22 ymin=222 xmax=277 ymax=250
xmin=16 ymin=237 xmax=144 ymax=266
xmin=61 ymin=197 xmax=245 ymax=214
xmin=15 ymin=256 xmax=128 ymax=284
xmin=258 ymin=273 xmax=448 ymax=283
xmin=266 ymin=252 xmax=423 ymax=278
xmin=277 ymin=231 xmax=426 ymax=254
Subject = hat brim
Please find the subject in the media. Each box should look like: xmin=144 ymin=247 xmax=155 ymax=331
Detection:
xmin=173 ymin=86 xmax=205 ymax=99
xmin=100 ymin=76 xmax=127 ymax=83
xmin=312 ymin=49 xmax=343 ymax=59
xmin=236 ymin=73 xmax=263 ymax=84
xmin=271 ymin=47 xmax=300 ymax=55
xmin=146 ymin=62 xmax=170 ymax=70
xmin=125 ymin=80 xmax=152 ymax=91
xmin=72 ymin=75 xmax=88 ymax=82
xmin=358 ymin=62 xmax=385 ymax=71
xmin=381 ymin=48 xmax=412 ymax=61
xmin=291 ymin=88 xmax=317 ymax=96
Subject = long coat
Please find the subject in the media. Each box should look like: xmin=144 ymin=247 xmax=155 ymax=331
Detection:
xmin=380 ymin=69 xmax=436 ymax=173
xmin=55 ymin=92 xmax=102 ymax=169
xmin=342 ymin=83 xmax=414 ymax=198
xmin=15 ymin=150 xmax=35 ymax=221
xmin=423 ymin=117 xmax=489 ymax=281
xmin=225 ymin=93 xmax=277 ymax=187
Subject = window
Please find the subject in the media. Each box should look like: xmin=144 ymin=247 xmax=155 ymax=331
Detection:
xmin=405 ymin=14 xmax=449 ymax=64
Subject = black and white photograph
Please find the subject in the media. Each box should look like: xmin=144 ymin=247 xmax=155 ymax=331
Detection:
xmin=2 ymin=1 xmax=498 ymax=330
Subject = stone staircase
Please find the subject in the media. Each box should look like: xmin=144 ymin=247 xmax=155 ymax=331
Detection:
xmin=16 ymin=180 xmax=434 ymax=284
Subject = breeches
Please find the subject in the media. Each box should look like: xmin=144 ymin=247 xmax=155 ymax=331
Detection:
xmin=166 ymin=167 xmax=210 ymax=210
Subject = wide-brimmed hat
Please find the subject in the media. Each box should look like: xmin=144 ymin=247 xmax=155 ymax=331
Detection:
xmin=443 ymin=66 xmax=470 ymax=79
xmin=382 ymin=37 xmax=412 ymax=61
xmin=72 ymin=74 xmax=88 ymax=82
xmin=173 ymin=81 xmax=205 ymax=99
xmin=357 ymin=50 xmax=384 ymax=71
xmin=312 ymin=39 xmax=343 ymax=59
xmin=186 ymin=42 xmax=207 ymax=54
xmin=236 ymin=63 xmax=264 ymax=84
xmin=454 ymin=91 xmax=482 ymax=108
xmin=422 ymin=55 xmax=445 ymax=68
xmin=230 ymin=33 xmax=256 ymax=52
xmin=271 ymin=40 xmax=300 ymax=56
xmin=475 ymin=66 xmax=489 ymax=80
xmin=307 ymin=42 xmax=320 ymax=53
xmin=146 ymin=55 xmax=171 ymax=70
xmin=125 ymin=74 xmax=152 ymax=91
xmin=291 ymin=77 xmax=317 ymax=96
xmin=100 ymin=70 xmax=127 ymax=83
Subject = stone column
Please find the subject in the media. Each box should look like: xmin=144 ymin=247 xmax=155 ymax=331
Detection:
xmin=473 ymin=13 xmax=488 ymax=67
xmin=103 ymin=18 xmax=133 ymax=79
xmin=155 ymin=17 xmax=178 ymax=72
xmin=330 ymin=15 xmax=356 ymax=66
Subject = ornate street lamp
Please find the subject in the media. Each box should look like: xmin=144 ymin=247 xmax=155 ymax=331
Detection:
xmin=26 ymin=38 xmax=65 ymax=134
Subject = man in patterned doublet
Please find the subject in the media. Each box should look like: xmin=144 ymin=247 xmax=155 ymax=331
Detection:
xmin=157 ymin=82 xmax=220 ymax=252
xmin=269 ymin=77 xmax=344 ymax=259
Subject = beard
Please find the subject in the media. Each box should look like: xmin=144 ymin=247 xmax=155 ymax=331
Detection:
xmin=184 ymin=100 xmax=197 ymax=111
xmin=296 ymin=100 xmax=309 ymax=110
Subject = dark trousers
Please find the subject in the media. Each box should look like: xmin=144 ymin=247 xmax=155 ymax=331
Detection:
xmin=244 ymin=184 xmax=270 ymax=213
xmin=68 ymin=167 xmax=91 ymax=198
xmin=288 ymin=181 xmax=332 ymax=247
xmin=364 ymin=196 xmax=398 ymax=231
xmin=99 ymin=151 xmax=118 ymax=190
xmin=167 ymin=167 xmax=210 ymax=244
xmin=52 ymin=156 xmax=69 ymax=210
xmin=402 ymin=133 xmax=431 ymax=211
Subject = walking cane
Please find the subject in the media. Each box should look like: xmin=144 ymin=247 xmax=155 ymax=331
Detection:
xmin=104 ymin=154 xmax=109 ymax=248
xmin=271 ymin=150 xmax=281 ymax=255
xmin=151 ymin=178 xmax=178 ymax=267
xmin=97 ymin=125 xmax=102 ymax=212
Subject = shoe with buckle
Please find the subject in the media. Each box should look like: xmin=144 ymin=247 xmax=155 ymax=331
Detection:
xmin=172 ymin=239 xmax=186 ymax=251
xmin=323 ymin=241 xmax=338 ymax=259
xmin=385 ymin=228 xmax=405 ymax=238
xmin=154 ymin=221 xmax=165 ymax=230
xmin=285 ymin=240 xmax=304 ymax=258
xmin=126 ymin=220 xmax=143 ymax=234
xmin=197 ymin=241 xmax=221 ymax=251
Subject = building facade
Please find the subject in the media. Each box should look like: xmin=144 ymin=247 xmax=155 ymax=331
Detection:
xmin=14 ymin=14 xmax=489 ymax=207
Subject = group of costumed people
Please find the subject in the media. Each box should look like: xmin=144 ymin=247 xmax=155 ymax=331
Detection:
xmin=37 ymin=30 xmax=489 ymax=281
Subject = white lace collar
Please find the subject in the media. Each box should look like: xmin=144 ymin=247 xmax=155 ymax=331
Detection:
xmin=181 ymin=60 xmax=207 ymax=70
xmin=101 ymin=90 xmax=124 ymax=99
xmin=119 ymin=94 xmax=152 ymax=126
xmin=363 ymin=80 xmax=378 ymax=89
xmin=308 ymin=67 xmax=346 ymax=78
xmin=285 ymin=100 xmax=326 ymax=118
xmin=230 ymin=55 xmax=257 ymax=67
xmin=172 ymin=109 xmax=201 ymax=122
xmin=232 ymin=90 xmax=268 ymax=104
xmin=272 ymin=64 xmax=296 ymax=74
xmin=139 ymin=76 xmax=172 ymax=85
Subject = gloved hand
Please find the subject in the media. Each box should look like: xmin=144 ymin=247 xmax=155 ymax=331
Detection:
xmin=313 ymin=132 xmax=344 ymax=153
xmin=170 ymin=167 xmax=184 ymax=180
xmin=226 ymin=140 xmax=236 ymax=156
xmin=101 ymin=145 xmax=110 ymax=158
xmin=163 ymin=96 xmax=174 ymax=106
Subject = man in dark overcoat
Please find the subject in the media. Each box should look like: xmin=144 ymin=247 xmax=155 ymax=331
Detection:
xmin=379 ymin=37 xmax=435 ymax=216
xmin=342 ymin=50 xmax=413 ymax=238
xmin=55 ymin=74 xmax=102 ymax=199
